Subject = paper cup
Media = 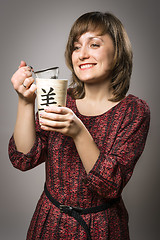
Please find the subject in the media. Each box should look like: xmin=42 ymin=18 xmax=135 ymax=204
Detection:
xmin=36 ymin=78 xmax=68 ymax=120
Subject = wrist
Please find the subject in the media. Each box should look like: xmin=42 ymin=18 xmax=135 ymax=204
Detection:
xmin=18 ymin=97 xmax=35 ymax=116
xmin=73 ymin=122 xmax=89 ymax=143
xmin=18 ymin=95 xmax=35 ymax=107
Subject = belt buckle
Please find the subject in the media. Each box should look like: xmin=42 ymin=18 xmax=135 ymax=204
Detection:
xmin=60 ymin=205 xmax=73 ymax=214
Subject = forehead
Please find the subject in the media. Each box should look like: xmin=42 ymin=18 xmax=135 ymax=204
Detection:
xmin=75 ymin=32 xmax=113 ymax=45
xmin=75 ymin=32 xmax=103 ymax=42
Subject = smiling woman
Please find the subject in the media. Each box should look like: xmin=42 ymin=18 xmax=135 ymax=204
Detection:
xmin=8 ymin=11 xmax=150 ymax=240
xmin=65 ymin=12 xmax=133 ymax=101
xmin=71 ymin=32 xmax=114 ymax=85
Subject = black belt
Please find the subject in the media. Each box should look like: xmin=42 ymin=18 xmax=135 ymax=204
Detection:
xmin=44 ymin=183 xmax=120 ymax=240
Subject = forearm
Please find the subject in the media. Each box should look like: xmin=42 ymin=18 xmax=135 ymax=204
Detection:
xmin=14 ymin=98 xmax=36 ymax=154
xmin=73 ymin=126 xmax=100 ymax=174
xmin=39 ymin=106 xmax=100 ymax=173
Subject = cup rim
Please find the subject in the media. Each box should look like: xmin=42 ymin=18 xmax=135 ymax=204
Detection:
xmin=35 ymin=67 xmax=59 ymax=74
xmin=36 ymin=78 xmax=68 ymax=81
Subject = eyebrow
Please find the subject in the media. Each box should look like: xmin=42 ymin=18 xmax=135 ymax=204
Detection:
xmin=74 ymin=36 xmax=104 ymax=44
xmin=89 ymin=37 xmax=104 ymax=41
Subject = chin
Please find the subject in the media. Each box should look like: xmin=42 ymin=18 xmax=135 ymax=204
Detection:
xmin=79 ymin=78 xmax=96 ymax=84
xmin=77 ymin=74 xmax=98 ymax=83
xmin=80 ymin=76 xmax=109 ymax=84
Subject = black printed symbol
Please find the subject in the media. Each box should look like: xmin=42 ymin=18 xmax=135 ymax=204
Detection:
xmin=39 ymin=87 xmax=57 ymax=111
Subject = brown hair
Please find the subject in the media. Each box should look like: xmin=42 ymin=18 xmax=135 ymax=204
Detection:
xmin=65 ymin=11 xmax=133 ymax=101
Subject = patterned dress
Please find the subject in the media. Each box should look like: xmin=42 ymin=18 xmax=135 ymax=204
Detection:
xmin=8 ymin=93 xmax=150 ymax=240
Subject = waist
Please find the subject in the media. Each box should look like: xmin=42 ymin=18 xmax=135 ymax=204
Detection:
xmin=44 ymin=183 xmax=121 ymax=215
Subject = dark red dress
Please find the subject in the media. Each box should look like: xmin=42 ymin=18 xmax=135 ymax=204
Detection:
xmin=8 ymin=93 xmax=150 ymax=239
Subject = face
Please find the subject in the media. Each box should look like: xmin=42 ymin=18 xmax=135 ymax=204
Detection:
xmin=71 ymin=32 xmax=114 ymax=84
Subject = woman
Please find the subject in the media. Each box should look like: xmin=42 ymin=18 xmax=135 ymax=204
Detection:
xmin=8 ymin=12 xmax=150 ymax=239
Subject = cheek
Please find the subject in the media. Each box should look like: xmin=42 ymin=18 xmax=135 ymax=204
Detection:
xmin=71 ymin=53 xmax=76 ymax=65
xmin=72 ymin=59 xmax=76 ymax=70
xmin=108 ymin=51 xmax=114 ymax=64
xmin=102 ymin=51 xmax=114 ymax=67
xmin=71 ymin=55 xmax=79 ymax=73
xmin=107 ymin=46 xmax=114 ymax=63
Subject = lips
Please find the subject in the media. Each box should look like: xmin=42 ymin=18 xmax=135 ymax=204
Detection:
xmin=79 ymin=63 xmax=96 ymax=70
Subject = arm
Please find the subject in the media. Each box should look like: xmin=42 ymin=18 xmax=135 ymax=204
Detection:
xmin=83 ymin=100 xmax=150 ymax=199
xmin=39 ymin=106 xmax=100 ymax=173
xmin=11 ymin=61 xmax=37 ymax=153
xmin=72 ymin=124 xmax=100 ymax=174
xmin=9 ymin=61 xmax=49 ymax=171
xmin=14 ymin=98 xmax=36 ymax=153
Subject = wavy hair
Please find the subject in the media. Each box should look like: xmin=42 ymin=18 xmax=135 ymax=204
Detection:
xmin=65 ymin=11 xmax=133 ymax=101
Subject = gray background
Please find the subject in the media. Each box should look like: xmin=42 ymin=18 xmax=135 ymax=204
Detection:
xmin=0 ymin=0 xmax=159 ymax=239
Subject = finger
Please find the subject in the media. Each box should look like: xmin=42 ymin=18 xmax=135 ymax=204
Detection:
xmin=19 ymin=60 xmax=27 ymax=68
xmin=39 ymin=118 xmax=66 ymax=129
xmin=11 ymin=69 xmax=33 ymax=92
xmin=40 ymin=112 xmax=66 ymax=122
xmin=40 ymin=122 xmax=72 ymax=136
xmin=23 ymin=83 xmax=37 ymax=95
xmin=18 ymin=61 xmax=33 ymax=72
xmin=23 ymin=66 xmax=33 ymax=73
xmin=18 ymin=65 xmax=33 ymax=78
xmin=20 ymin=82 xmax=36 ymax=97
xmin=40 ymin=125 xmax=65 ymax=132
xmin=45 ymin=106 xmax=71 ymax=115
xmin=23 ymin=77 xmax=35 ymax=89
xmin=27 ymin=65 xmax=34 ymax=71
xmin=21 ymin=68 xmax=33 ymax=80
xmin=18 ymin=66 xmax=32 ymax=75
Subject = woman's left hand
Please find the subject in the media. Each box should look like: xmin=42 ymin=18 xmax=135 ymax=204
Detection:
xmin=39 ymin=106 xmax=83 ymax=139
xmin=40 ymin=106 xmax=100 ymax=173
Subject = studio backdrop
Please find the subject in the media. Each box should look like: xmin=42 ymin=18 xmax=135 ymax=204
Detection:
xmin=0 ymin=0 xmax=159 ymax=239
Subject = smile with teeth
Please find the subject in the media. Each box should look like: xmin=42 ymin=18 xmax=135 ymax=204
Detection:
xmin=79 ymin=64 xmax=96 ymax=69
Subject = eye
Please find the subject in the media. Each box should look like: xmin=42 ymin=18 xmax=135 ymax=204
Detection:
xmin=73 ymin=46 xmax=80 ymax=51
xmin=73 ymin=44 xmax=81 ymax=51
xmin=90 ymin=43 xmax=100 ymax=48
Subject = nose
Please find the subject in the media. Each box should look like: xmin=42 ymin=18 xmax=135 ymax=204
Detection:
xmin=79 ymin=46 xmax=90 ymax=60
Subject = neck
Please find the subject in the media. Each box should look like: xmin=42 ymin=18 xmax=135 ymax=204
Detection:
xmin=83 ymin=80 xmax=113 ymax=102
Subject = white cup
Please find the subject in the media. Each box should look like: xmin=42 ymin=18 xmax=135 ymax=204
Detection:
xmin=34 ymin=67 xmax=68 ymax=119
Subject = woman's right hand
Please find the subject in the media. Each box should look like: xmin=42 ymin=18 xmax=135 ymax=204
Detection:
xmin=11 ymin=61 xmax=37 ymax=104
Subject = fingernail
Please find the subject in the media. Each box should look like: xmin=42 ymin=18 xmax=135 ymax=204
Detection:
xmin=27 ymin=65 xmax=33 ymax=69
xmin=39 ymin=119 xmax=43 ymax=124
